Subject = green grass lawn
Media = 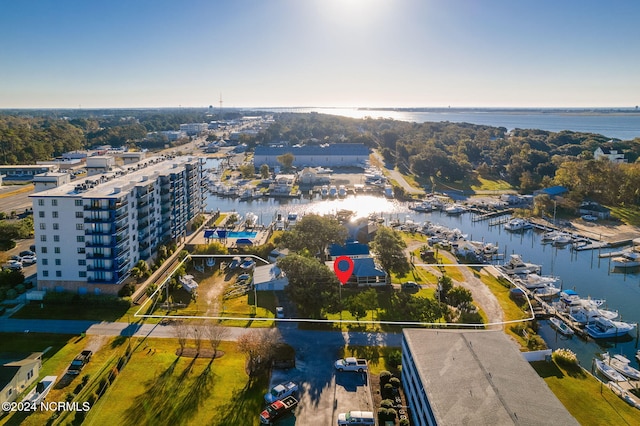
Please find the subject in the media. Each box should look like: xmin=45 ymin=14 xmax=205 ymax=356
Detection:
xmin=11 ymin=300 xmax=130 ymax=322
xmin=83 ymin=339 xmax=267 ymax=426
xmin=532 ymin=361 xmax=640 ymax=426
xmin=608 ymin=205 xmax=640 ymax=226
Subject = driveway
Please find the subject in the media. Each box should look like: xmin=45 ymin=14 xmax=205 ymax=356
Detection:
xmin=270 ymin=323 xmax=375 ymax=425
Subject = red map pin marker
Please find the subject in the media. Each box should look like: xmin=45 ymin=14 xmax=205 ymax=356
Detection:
xmin=334 ymin=256 xmax=354 ymax=285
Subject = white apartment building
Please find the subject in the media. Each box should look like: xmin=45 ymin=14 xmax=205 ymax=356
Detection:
xmin=30 ymin=156 xmax=205 ymax=295
xmin=179 ymin=123 xmax=208 ymax=136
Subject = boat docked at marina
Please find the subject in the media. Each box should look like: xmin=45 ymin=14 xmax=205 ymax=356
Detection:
xmin=551 ymin=232 xmax=574 ymax=246
xmin=515 ymin=273 xmax=559 ymax=290
xmin=500 ymin=254 xmax=542 ymax=275
xmin=595 ymin=358 xmax=627 ymax=382
xmin=534 ymin=283 xmax=561 ymax=298
xmin=585 ymin=317 xmax=636 ymax=339
xmin=504 ymin=218 xmax=533 ymax=231
xmin=444 ymin=204 xmax=466 ymax=215
xmin=602 ymin=353 xmax=640 ymax=380
xmin=611 ymin=251 xmax=640 ymax=268
xmin=549 ymin=317 xmax=574 ymax=336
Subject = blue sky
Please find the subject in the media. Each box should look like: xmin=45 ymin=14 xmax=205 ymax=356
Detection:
xmin=1 ymin=0 xmax=639 ymax=108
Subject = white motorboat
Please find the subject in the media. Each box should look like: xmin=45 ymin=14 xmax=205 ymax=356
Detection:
xmin=338 ymin=185 xmax=347 ymax=198
xmin=516 ymin=273 xmax=559 ymax=290
xmin=504 ymin=218 xmax=533 ymax=231
xmin=22 ymin=376 xmax=57 ymax=405
xmin=445 ymin=204 xmax=466 ymax=215
xmin=602 ymin=353 xmax=640 ymax=380
xmin=595 ymin=358 xmax=627 ymax=382
xmin=534 ymin=283 xmax=561 ymax=298
xmin=320 ymin=185 xmax=329 ymax=198
xmin=569 ymin=302 xmax=618 ymax=325
xmin=328 ymin=185 xmax=338 ymax=198
xmin=549 ymin=317 xmax=574 ymax=336
xmin=483 ymin=243 xmax=499 ymax=255
xmin=500 ymin=254 xmax=542 ymax=275
xmin=611 ymin=251 xmax=640 ymax=268
xmin=552 ymin=232 xmax=574 ymax=246
xmin=586 ymin=317 xmax=636 ymax=339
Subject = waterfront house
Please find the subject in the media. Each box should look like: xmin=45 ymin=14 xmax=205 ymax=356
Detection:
xmin=0 ymin=352 xmax=43 ymax=405
xmin=578 ymin=201 xmax=611 ymax=219
xmin=327 ymin=257 xmax=388 ymax=287
xmin=327 ymin=241 xmax=370 ymax=260
xmin=594 ymin=145 xmax=626 ymax=163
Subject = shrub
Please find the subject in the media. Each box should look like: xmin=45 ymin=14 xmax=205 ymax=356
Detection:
xmin=380 ymin=399 xmax=394 ymax=409
xmin=383 ymin=382 xmax=395 ymax=398
xmin=379 ymin=370 xmax=392 ymax=386
xmin=6 ymin=289 xmax=17 ymax=300
xmin=387 ymin=349 xmax=402 ymax=369
xmin=552 ymin=348 xmax=578 ymax=366
xmin=15 ymin=284 xmax=26 ymax=294
xmin=118 ymin=283 xmax=135 ymax=297
xmin=399 ymin=419 xmax=410 ymax=426
xmin=389 ymin=377 xmax=401 ymax=388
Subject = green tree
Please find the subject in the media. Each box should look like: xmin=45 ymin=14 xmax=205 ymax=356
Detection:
xmin=277 ymin=254 xmax=341 ymax=319
xmin=277 ymin=214 xmax=347 ymax=260
xmin=276 ymin=152 xmax=295 ymax=170
xmin=238 ymin=163 xmax=255 ymax=179
xmin=260 ymin=164 xmax=270 ymax=179
xmin=370 ymin=227 xmax=410 ymax=278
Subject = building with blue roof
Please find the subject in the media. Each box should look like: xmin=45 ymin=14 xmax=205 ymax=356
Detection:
xmin=327 ymin=257 xmax=388 ymax=287
xmin=327 ymin=241 xmax=370 ymax=260
xmin=254 ymin=143 xmax=369 ymax=168
xmin=534 ymin=185 xmax=568 ymax=198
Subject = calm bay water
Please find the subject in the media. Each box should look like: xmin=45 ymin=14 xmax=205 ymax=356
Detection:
xmin=271 ymin=107 xmax=640 ymax=140
xmin=205 ymin=179 xmax=640 ymax=366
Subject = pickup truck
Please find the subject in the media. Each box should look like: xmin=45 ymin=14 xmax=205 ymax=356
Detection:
xmin=68 ymin=350 xmax=92 ymax=375
xmin=334 ymin=357 xmax=368 ymax=372
xmin=264 ymin=381 xmax=298 ymax=404
xmin=259 ymin=395 xmax=298 ymax=424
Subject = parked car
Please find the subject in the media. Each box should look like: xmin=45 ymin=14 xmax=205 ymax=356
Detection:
xmin=68 ymin=350 xmax=93 ymax=375
xmin=9 ymin=255 xmax=22 ymax=262
xmin=275 ymin=307 xmax=285 ymax=319
xmin=401 ymin=281 xmax=419 ymax=290
xmin=337 ymin=410 xmax=376 ymax=425
xmin=264 ymin=381 xmax=298 ymax=404
xmin=335 ymin=357 xmax=368 ymax=372
xmin=260 ymin=395 xmax=298 ymax=424
xmin=6 ymin=260 xmax=22 ymax=271
xmin=19 ymin=250 xmax=35 ymax=257
xmin=21 ymin=255 xmax=37 ymax=265
xmin=581 ymin=214 xmax=598 ymax=221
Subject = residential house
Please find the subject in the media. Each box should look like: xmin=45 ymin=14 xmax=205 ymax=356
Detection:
xmin=0 ymin=352 xmax=43 ymax=405
xmin=327 ymin=257 xmax=388 ymax=287
xmin=594 ymin=145 xmax=626 ymax=163
xmin=578 ymin=201 xmax=611 ymax=219
xmin=253 ymin=264 xmax=288 ymax=291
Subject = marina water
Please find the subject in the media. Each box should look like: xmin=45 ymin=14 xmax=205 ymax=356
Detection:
xmin=204 ymin=175 xmax=640 ymax=367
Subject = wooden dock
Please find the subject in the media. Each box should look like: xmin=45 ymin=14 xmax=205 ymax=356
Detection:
xmin=471 ymin=209 xmax=513 ymax=222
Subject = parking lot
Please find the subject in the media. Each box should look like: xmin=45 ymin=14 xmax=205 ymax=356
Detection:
xmin=268 ymin=323 xmax=374 ymax=425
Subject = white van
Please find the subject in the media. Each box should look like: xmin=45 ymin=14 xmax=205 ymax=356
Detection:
xmin=337 ymin=410 xmax=376 ymax=425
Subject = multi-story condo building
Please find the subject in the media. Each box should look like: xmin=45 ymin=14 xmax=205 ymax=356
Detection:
xmin=30 ymin=156 xmax=205 ymax=295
